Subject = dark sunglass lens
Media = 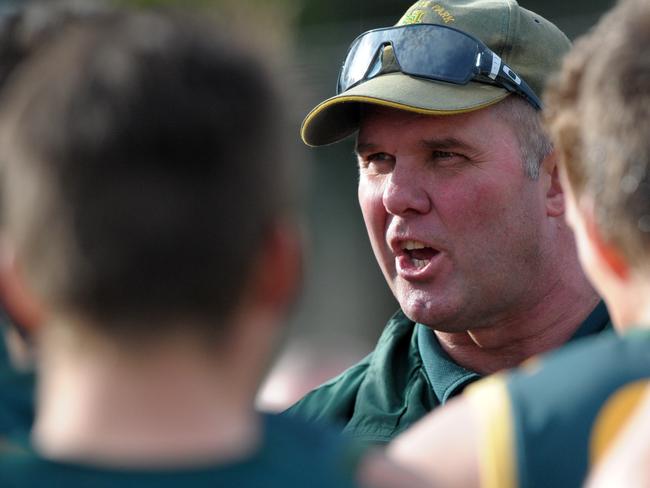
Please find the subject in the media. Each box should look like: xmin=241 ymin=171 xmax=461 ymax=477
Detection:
xmin=338 ymin=25 xmax=483 ymax=93
xmin=339 ymin=32 xmax=385 ymax=93
xmin=393 ymin=25 xmax=477 ymax=84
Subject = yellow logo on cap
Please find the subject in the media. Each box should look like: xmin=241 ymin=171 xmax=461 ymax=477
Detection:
xmin=401 ymin=9 xmax=426 ymax=25
xmin=400 ymin=2 xmax=455 ymax=25
xmin=431 ymin=4 xmax=455 ymax=24
xmin=397 ymin=0 xmax=456 ymax=25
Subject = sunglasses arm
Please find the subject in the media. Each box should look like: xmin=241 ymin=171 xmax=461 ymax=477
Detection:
xmin=476 ymin=51 xmax=542 ymax=110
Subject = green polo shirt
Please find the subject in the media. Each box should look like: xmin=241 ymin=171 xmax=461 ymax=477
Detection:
xmin=285 ymin=303 xmax=611 ymax=444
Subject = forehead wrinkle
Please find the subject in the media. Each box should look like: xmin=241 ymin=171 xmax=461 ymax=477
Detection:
xmin=419 ymin=137 xmax=475 ymax=152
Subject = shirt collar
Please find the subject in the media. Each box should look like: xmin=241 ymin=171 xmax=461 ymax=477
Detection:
xmin=417 ymin=301 xmax=611 ymax=404
xmin=417 ymin=324 xmax=480 ymax=404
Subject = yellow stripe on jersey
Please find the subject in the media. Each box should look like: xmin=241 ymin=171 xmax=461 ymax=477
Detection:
xmin=590 ymin=380 xmax=649 ymax=465
xmin=466 ymin=374 xmax=517 ymax=488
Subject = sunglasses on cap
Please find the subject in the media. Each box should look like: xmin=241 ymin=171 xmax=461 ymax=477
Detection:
xmin=337 ymin=23 xmax=542 ymax=110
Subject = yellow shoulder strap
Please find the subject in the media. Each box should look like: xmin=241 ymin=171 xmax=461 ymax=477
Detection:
xmin=590 ymin=380 xmax=649 ymax=465
xmin=465 ymin=375 xmax=517 ymax=488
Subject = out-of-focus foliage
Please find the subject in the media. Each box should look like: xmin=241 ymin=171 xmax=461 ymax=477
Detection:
xmin=118 ymin=0 xmax=302 ymax=24
xmin=119 ymin=0 xmax=298 ymax=9
xmin=297 ymin=0 xmax=411 ymax=27
xmin=115 ymin=0 xmax=301 ymax=51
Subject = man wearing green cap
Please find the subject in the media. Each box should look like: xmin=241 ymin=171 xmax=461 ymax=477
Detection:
xmin=286 ymin=0 xmax=610 ymax=443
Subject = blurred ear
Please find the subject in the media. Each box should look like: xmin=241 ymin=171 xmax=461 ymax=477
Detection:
xmin=249 ymin=220 xmax=303 ymax=318
xmin=542 ymin=151 xmax=565 ymax=218
xmin=581 ymin=205 xmax=630 ymax=281
xmin=0 ymin=243 xmax=45 ymax=335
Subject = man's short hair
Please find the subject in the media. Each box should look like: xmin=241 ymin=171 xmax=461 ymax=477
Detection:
xmin=493 ymin=95 xmax=553 ymax=180
xmin=545 ymin=0 xmax=650 ymax=267
xmin=0 ymin=8 xmax=292 ymax=340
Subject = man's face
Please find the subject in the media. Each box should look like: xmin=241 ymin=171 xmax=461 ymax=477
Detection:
xmin=356 ymin=104 xmax=553 ymax=331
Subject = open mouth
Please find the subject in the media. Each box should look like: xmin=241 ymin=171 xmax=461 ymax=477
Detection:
xmin=402 ymin=240 xmax=440 ymax=270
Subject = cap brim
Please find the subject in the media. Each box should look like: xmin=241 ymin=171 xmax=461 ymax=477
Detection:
xmin=301 ymin=73 xmax=509 ymax=147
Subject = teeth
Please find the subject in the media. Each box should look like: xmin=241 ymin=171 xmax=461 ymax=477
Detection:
xmin=403 ymin=240 xmax=426 ymax=250
xmin=413 ymin=259 xmax=428 ymax=269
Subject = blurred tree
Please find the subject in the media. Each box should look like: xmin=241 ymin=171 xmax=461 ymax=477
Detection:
xmin=116 ymin=0 xmax=303 ymax=48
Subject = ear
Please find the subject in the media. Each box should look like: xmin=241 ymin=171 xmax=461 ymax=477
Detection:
xmin=0 ymin=242 xmax=46 ymax=336
xmin=581 ymin=205 xmax=631 ymax=281
xmin=249 ymin=220 xmax=303 ymax=318
xmin=541 ymin=151 xmax=565 ymax=218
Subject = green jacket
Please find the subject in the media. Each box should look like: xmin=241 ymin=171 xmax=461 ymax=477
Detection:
xmin=285 ymin=304 xmax=611 ymax=444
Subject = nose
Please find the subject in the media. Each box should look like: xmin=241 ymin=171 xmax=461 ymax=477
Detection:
xmin=382 ymin=164 xmax=431 ymax=216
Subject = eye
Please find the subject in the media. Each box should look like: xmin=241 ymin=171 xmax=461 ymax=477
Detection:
xmin=431 ymin=150 xmax=457 ymax=160
xmin=429 ymin=150 xmax=466 ymax=167
xmin=358 ymin=152 xmax=395 ymax=174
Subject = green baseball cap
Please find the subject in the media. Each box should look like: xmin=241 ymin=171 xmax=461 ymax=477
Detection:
xmin=301 ymin=0 xmax=571 ymax=147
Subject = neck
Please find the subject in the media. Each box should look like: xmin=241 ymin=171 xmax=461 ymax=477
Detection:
xmin=435 ymin=257 xmax=601 ymax=374
xmin=33 ymin=320 xmax=265 ymax=468
xmin=605 ymin=274 xmax=650 ymax=333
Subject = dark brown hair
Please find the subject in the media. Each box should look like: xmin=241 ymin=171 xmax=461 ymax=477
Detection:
xmin=545 ymin=0 xmax=650 ymax=266
xmin=0 ymin=8 xmax=292 ymax=338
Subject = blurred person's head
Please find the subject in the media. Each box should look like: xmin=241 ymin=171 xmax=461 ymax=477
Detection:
xmin=545 ymin=0 xmax=650 ymax=330
xmin=0 ymin=5 xmax=301 ymax=382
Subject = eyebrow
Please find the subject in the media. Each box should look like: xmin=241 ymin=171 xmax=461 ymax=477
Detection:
xmin=354 ymin=142 xmax=377 ymax=155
